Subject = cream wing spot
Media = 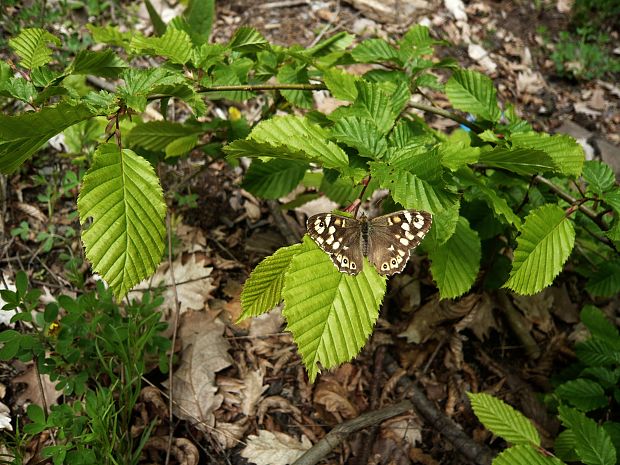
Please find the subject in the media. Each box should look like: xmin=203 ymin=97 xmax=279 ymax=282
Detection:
xmin=332 ymin=241 xmax=340 ymax=249
xmin=405 ymin=231 xmax=415 ymax=240
xmin=328 ymin=226 xmax=336 ymax=235
xmin=402 ymin=222 xmax=410 ymax=231
xmin=326 ymin=235 xmax=334 ymax=245
xmin=399 ymin=238 xmax=410 ymax=246
xmin=393 ymin=216 xmax=401 ymax=224
xmin=417 ymin=230 xmax=426 ymax=237
xmin=404 ymin=211 xmax=413 ymax=223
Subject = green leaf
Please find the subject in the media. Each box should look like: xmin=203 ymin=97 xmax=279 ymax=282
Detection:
xmin=351 ymin=39 xmax=400 ymax=64
xmin=165 ymin=135 xmax=198 ymax=157
xmin=586 ymin=261 xmax=620 ymax=297
xmin=225 ymin=115 xmax=349 ymax=169
xmin=580 ymin=305 xmax=620 ymax=343
xmin=183 ymin=0 xmax=215 ymax=45
xmin=323 ymin=68 xmax=359 ymax=101
xmin=130 ymin=27 xmax=193 ymax=64
xmin=556 ymin=379 xmax=608 ymax=411
xmin=558 ymin=405 xmax=616 ymax=465
xmin=581 ymin=367 xmax=620 ymax=389
xmin=277 ymin=64 xmax=314 ymax=109
xmin=468 ymin=392 xmax=540 ymax=445
xmin=229 ymin=27 xmax=268 ymax=53
xmin=127 ymin=121 xmax=203 ymax=152
xmin=388 ymin=119 xmax=436 ymax=149
xmin=86 ymin=24 xmax=132 ymax=47
xmin=282 ymin=237 xmax=386 ymax=381
xmin=77 ymin=144 xmax=166 ymax=300
xmin=428 ymin=201 xmax=460 ymax=245
xmin=331 ymin=117 xmax=388 ymax=159
xmin=445 ymin=70 xmax=501 ymax=122
xmin=576 ymin=338 xmax=620 ymax=366
xmin=0 ymin=103 xmax=95 ymax=174
xmin=144 ymin=0 xmax=166 ymax=35
xmin=383 ymin=147 xmax=443 ymax=182
xmin=242 ymin=159 xmax=308 ymax=199
xmin=69 ymin=50 xmax=127 ymax=78
xmin=504 ymin=204 xmax=575 ymax=295
xmin=239 ymin=244 xmax=302 ymax=321
xmin=510 ymin=132 xmax=584 ymax=177
xmin=371 ymin=162 xmax=458 ymax=214
xmin=479 ymin=147 xmax=556 ymax=175
xmin=493 ymin=445 xmax=565 ymax=465
xmin=555 ymin=429 xmax=580 ymax=462
xmin=118 ymin=68 xmax=183 ymax=112
xmin=320 ymin=175 xmax=363 ymax=204
xmin=9 ymin=28 xmax=60 ymax=70
xmin=439 ymin=142 xmax=480 ymax=171
xmin=428 ymin=217 xmax=480 ymax=299
xmin=583 ymin=161 xmax=616 ymax=195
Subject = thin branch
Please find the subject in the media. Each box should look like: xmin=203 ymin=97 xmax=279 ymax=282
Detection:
xmin=196 ymin=83 xmax=327 ymax=93
xmin=407 ymin=101 xmax=483 ymax=132
xmin=532 ymin=175 xmax=608 ymax=231
xmin=164 ymin=213 xmax=182 ymax=465
xmin=292 ymin=400 xmax=414 ymax=465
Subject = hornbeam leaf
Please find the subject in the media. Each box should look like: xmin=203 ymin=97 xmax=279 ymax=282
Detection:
xmin=0 ymin=103 xmax=95 ymax=174
xmin=479 ymin=147 xmax=556 ymax=175
xmin=445 ymin=69 xmax=501 ymax=122
xmin=283 ymin=237 xmax=386 ymax=381
xmin=493 ymin=445 xmax=565 ymax=465
xmin=504 ymin=204 xmax=575 ymax=295
xmin=468 ymin=392 xmax=540 ymax=446
xmin=9 ymin=28 xmax=60 ymax=70
xmin=239 ymin=244 xmax=302 ymax=321
xmin=510 ymin=131 xmax=584 ymax=177
xmin=78 ymin=144 xmax=166 ymax=300
xmin=242 ymin=159 xmax=308 ymax=199
xmin=428 ymin=217 xmax=480 ymax=299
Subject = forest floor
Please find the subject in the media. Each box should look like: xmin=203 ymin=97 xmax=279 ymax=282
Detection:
xmin=1 ymin=0 xmax=619 ymax=464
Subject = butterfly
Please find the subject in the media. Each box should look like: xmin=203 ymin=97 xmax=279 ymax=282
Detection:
xmin=306 ymin=210 xmax=432 ymax=276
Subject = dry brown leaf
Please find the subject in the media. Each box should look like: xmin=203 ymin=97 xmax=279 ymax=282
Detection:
xmin=130 ymin=254 xmax=214 ymax=314
xmin=382 ymin=414 xmax=422 ymax=447
xmin=176 ymin=223 xmax=207 ymax=253
xmin=16 ymin=202 xmax=47 ymax=223
xmin=12 ymin=367 xmax=60 ymax=410
xmin=454 ymin=293 xmax=497 ymax=340
xmin=241 ymin=430 xmax=311 ymax=465
xmin=165 ymin=312 xmax=232 ymax=430
xmin=249 ymin=308 xmax=285 ymax=337
xmin=212 ymin=420 xmax=248 ymax=449
xmin=314 ymin=378 xmax=358 ymax=420
xmin=513 ymin=290 xmax=554 ymax=333
xmin=257 ymin=396 xmax=303 ymax=425
xmin=241 ymin=370 xmax=268 ymax=416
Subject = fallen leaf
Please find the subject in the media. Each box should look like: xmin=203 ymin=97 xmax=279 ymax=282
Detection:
xmin=0 ymin=402 xmax=11 ymax=431
xmin=444 ymin=0 xmax=467 ymax=20
xmin=129 ymin=254 xmax=214 ymax=315
xmin=513 ymin=290 xmax=554 ymax=333
xmin=468 ymin=43 xmax=497 ymax=74
xmin=454 ymin=294 xmax=497 ymax=340
xmin=241 ymin=430 xmax=311 ymax=465
xmin=382 ymin=414 xmax=422 ymax=447
xmin=241 ymin=370 xmax=268 ymax=416
xmin=249 ymin=308 xmax=285 ymax=337
xmin=314 ymin=377 xmax=359 ymax=420
xmin=12 ymin=366 xmax=60 ymax=410
xmin=165 ymin=312 xmax=232 ymax=431
xmin=212 ymin=420 xmax=248 ymax=449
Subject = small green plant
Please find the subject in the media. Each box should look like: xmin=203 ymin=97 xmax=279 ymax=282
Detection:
xmin=0 ymin=271 xmax=170 ymax=463
xmin=551 ymin=27 xmax=620 ymax=81
xmin=10 ymin=221 xmax=30 ymax=241
xmin=174 ymin=191 xmax=199 ymax=209
xmin=469 ymin=305 xmax=620 ymax=465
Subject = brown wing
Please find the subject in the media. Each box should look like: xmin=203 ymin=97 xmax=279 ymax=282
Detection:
xmin=367 ymin=210 xmax=432 ymax=276
xmin=306 ymin=213 xmax=364 ymax=275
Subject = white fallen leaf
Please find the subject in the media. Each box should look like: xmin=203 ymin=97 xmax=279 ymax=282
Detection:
xmin=129 ymin=254 xmax=214 ymax=314
xmin=241 ymin=430 xmax=312 ymax=465
xmin=468 ymin=44 xmax=497 ymax=73
xmin=444 ymin=0 xmax=467 ymax=21
xmin=0 ymin=402 xmax=12 ymax=431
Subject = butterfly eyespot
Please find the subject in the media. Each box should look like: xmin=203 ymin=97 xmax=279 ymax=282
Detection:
xmin=350 ymin=263 xmax=356 ymax=269
xmin=319 ymin=221 xmax=325 ymax=227
xmin=342 ymin=258 xmax=348 ymax=264
xmin=391 ymin=259 xmax=397 ymax=265
xmin=382 ymin=263 xmax=388 ymax=270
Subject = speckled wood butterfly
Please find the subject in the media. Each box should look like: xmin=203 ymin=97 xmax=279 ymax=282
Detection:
xmin=307 ymin=210 xmax=432 ymax=276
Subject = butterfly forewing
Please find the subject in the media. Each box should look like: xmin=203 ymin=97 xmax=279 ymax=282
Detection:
xmin=307 ymin=209 xmax=432 ymax=276
xmin=307 ymin=213 xmax=364 ymax=275
xmin=367 ymin=210 xmax=432 ymax=276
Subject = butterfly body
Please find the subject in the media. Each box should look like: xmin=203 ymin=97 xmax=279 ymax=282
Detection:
xmin=307 ymin=210 xmax=432 ymax=276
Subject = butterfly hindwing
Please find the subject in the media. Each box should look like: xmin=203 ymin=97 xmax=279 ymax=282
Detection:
xmin=367 ymin=210 xmax=432 ymax=275
xmin=307 ymin=213 xmax=364 ymax=275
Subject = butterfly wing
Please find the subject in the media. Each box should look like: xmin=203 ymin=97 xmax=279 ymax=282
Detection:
xmin=307 ymin=213 xmax=364 ymax=274
xmin=367 ymin=210 xmax=432 ymax=276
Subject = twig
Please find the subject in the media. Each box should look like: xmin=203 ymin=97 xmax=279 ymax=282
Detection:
xmin=495 ymin=291 xmax=540 ymax=360
xmin=383 ymin=353 xmax=495 ymax=465
xmin=407 ymin=101 xmax=483 ymax=132
xmin=532 ymin=175 xmax=607 ymax=230
xmin=165 ymin=213 xmax=182 ymax=465
xmin=196 ymin=83 xmax=327 ymax=94
xmin=292 ymin=400 xmax=414 ymax=465
xmin=354 ymin=346 xmax=386 ymax=465
xmin=267 ymin=200 xmax=300 ymax=245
